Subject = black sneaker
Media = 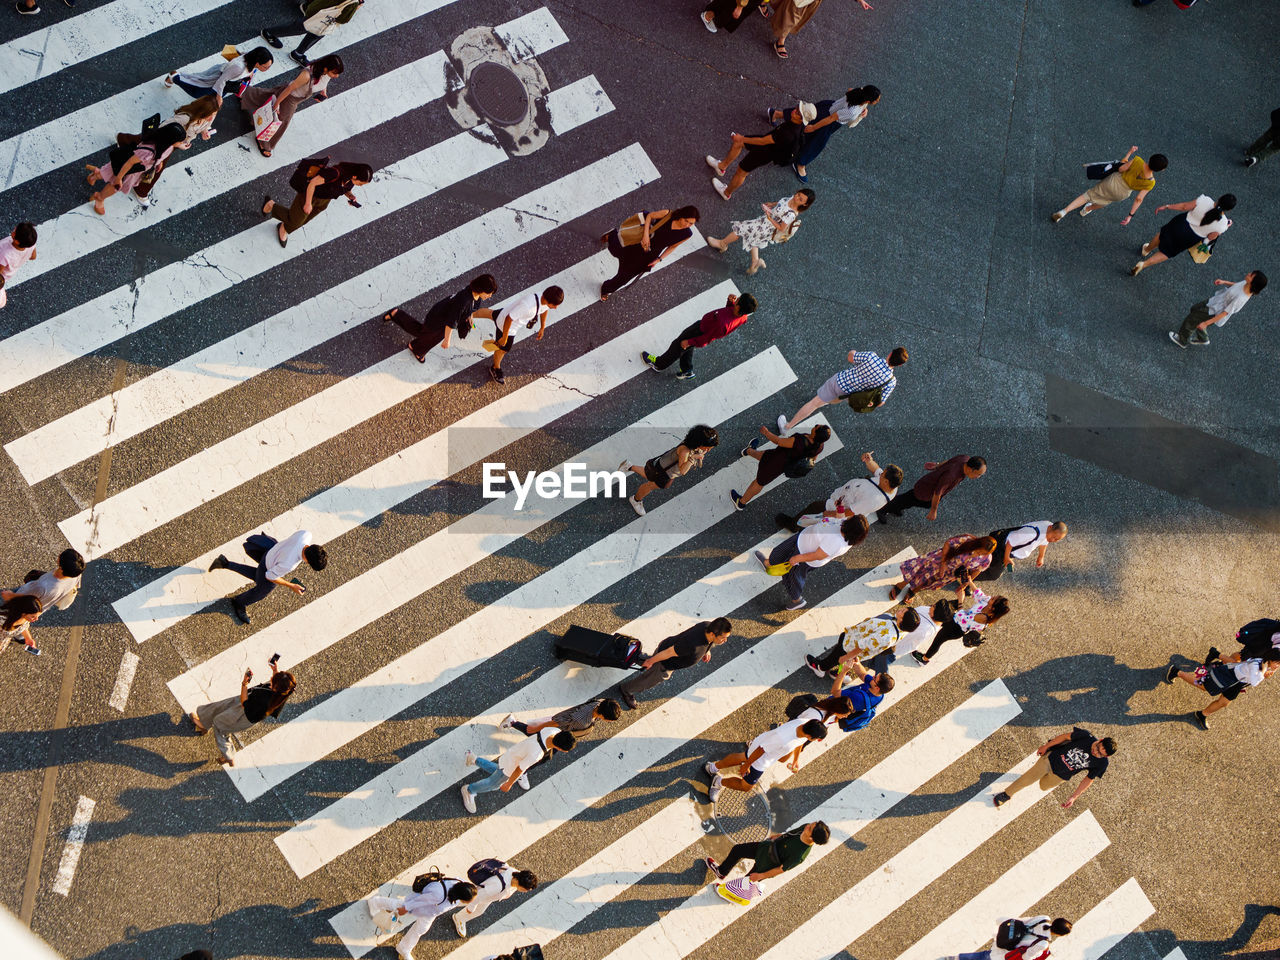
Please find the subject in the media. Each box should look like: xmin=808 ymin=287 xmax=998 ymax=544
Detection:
xmin=1167 ymin=331 xmax=1188 ymax=350
xmin=992 ymin=791 xmax=1010 ymax=808
xmin=261 ymin=28 xmax=282 ymax=48
xmin=231 ymin=601 xmax=251 ymax=625
xmin=1204 ymin=646 xmax=1222 ymax=665
xmin=775 ymin=512 xmax=800 ymax=533
xmin=208 ymin=554 xmax=230 ymax=572
xmin=619 ymin=689 xmax=638 ymax=710
xmin=641 ymin=352 xmax=657 ymax=369
xmin=911 ymin=651 xmax=928 ymax=665
xmin=1164 ymin=664 xmax=1179 ymax=685
xmin=289 ymin=49 xmax=310 ymax=66
xmin=805 ymin=654 xmax=826 ymax=678
xmin=1192 ymin=710 xmax=1209 ymax=731
xmin=729 ymin=490 xmax=744 ymax=511
xmin=489 ymin=366 xmax=505 ymax=385
xmin=1243 ymin=155 xmax=1258 ymax=168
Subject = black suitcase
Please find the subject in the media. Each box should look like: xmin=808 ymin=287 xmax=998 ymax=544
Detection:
xmin=554 ymin=625 xmax=644 ymax=669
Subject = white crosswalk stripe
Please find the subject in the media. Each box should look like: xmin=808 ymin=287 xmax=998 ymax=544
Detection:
xmin=1055 ymin=879 xmax=1155 ymax=960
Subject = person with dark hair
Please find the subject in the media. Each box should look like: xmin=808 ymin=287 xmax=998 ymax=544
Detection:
xmin=769 ymin=85 xmax=881 ymax=182
xmin=0 ymin=595 xmax=42 ymax=656
xmin=470 ymin=286 xmax=564 ymax=385
xmin=190 ymin=658 xmax=296 ymax=765
xmin=111 ymin=96 xmax=220 ymax=208
xmin=209 ymin=529 xmax=328 ymax=625
xmin=642 ymin=292 xmax=756 ymax=381
xmin=262 ymin=0 xmax=364 ymax=66
xmin=707 ymin=188 xmax=814 ymax=274
xmin=600 ymin=206 xmax=699 ymax=301
xmin=1052 ymin=146 xmax=1167 ymax=224
xmin=778 ymin=347 xmax=907 ymax=433
xmin=949 ymin=915 xmax=1072 ymax=960
xmin=700 ymin=0 xmax=765 ymax=35
xmin=240 ymin=54 xmax=344 ymax=156
xmin=1131 ymin=192 xmax=1235 ymax=276
xmin=911 ymin=589 xmax=1009 ymax=665
xmin=756 ymin=513 xmax=867 ymax=611
xmin=5 ymin=548 xmax=86 ymax=613
xmin=777 ymin=450 xmax=902 ymax=532
xmin=621 ymin=423 xmax=719 ymax=515
xmin=705 ymin=718 xmax=828 ymax=800
xmin=793 ymin=694 xmax=854 ymax=727
xmin=1169 ymin=271 xmax=1267 ymax=349
xmin=1165 ymin=647 xmax=1280 ymax=730
xmin=383 ymin=274 xmax=497 ymax=362
xmin=0 ymin=222 xmax=37 ymax=292
xmin=707 ymin=103 xmax=815 ymax=200
xmin=880 ymin=454 xmax=986 ymax=524
xmin=977 ymin=522 xmax=1068 ymax=582
xmin=1243 ymin=106 xmax=1280 ymax=167
xmin=890 ymin=534 xmax=997 ymax=604
xmin=86 ymin=122 xmax=189 ymax=215
xmin=993 ymin=727 xmax=1116 ymax=810
xmin=807 ymin=605 xmax=920 ymax=684
xmin=366 ymin=874 xmax=477 ymax=959
xmin=617 ymin=618 xmax=733 ymax=709
xmin=703 ymin=820 xmax=830 ymax=885
xmin=731 ymin=422 xmax=829 ymax=512
xmin=499 ymin=697 xmax=621 ymax=737
xmin=461 ymin=728 xmax=576 ymax=812
xmin=261 ymin=158 xmax=370 ymax=247
xmin=166 ymin=46 xmax=275 ymax=101
xmin=453 ymin=861 xmax=538 ymax=938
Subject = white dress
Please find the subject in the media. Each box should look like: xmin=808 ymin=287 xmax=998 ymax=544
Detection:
xmin=730 ymin=197 xmax=798 ymax=250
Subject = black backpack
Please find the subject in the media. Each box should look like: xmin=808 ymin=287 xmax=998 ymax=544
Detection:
xmin=1237 ymin=618 xmax=1280 ymax=651
xmin=290 ymin=155 xmax=331 ymax=193
xmin=996 ymin=918 xmax=1030 ymax=950
xmin=411 ymin=866 xmax=445 ymax=894
xmin=784 ymin=457 xmax=816 ymax=479
xmin=784 ymin=692 xmax=820 ymax=720
xmin=467 ymin=858 xmax=507 ymax=890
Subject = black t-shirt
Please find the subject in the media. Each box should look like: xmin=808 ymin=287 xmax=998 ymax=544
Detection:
xmin=647 ymin=221 xmax=693 ymax=254
xmin=243 ymin=684 xmax=277 ymax=724
xmin=657 ymin=621 xmax=712 ymax=669
xmin=1046 ymin=727 xmax=1108 ymax=781
xmin=312 ymin=167 xmax=354 ymax=201
xmin=424 ymin=287 xmax=475 ymax=330
xmin=747 ymin=118 xmax=803 ymax=166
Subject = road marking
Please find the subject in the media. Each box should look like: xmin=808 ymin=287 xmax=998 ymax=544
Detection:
xmin=106 ymin=650 xmax=141 ymax=712
xmin=1053 ymin=878 xmax=1155 ymax=960
xmin=894 ymin=812 xmax=1111 ymax=960
xmin=1162 ymin=951 xmax=1189 ymax=960
xmin=14 ymin=77 xmax=612 ymax=494
xmin=49 ymin=796 xmax=94 ymax=896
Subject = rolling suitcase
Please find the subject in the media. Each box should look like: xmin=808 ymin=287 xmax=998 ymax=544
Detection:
xmin=554 ymin=625 xmax=644 ymax=669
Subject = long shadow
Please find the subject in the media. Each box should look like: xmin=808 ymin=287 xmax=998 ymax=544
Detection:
xmin=1144 ymin=904 xmax=1280 ymax=960
xmin=0 ymin=712 xmax=201 ymax=778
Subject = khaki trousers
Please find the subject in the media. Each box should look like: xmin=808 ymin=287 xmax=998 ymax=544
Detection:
xmin=1005 ymin=754 xmax=1065 ymax=796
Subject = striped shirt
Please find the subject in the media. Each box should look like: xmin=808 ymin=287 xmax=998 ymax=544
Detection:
xmin=833 ymin=352 xmax=896 ymax=403
xmin=550 ymin=698 xmax=605 ymax=733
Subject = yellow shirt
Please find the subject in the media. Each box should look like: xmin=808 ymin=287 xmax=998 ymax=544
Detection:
xmin=839 ymin=613 xmax=899 ymax=659
xmin=1121 ymin=157 xmax=1155 ymax=192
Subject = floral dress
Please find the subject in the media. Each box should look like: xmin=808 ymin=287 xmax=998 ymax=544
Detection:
xmin=898 ymin=534 xmax=992 ymax=592
xmin=730 ymin=197 xmax=797 ymax=251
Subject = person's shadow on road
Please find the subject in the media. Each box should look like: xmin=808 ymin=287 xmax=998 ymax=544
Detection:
xmin=1144 ymin=903 xmax=1280 ymax=960
xmin=84 ymin=899 xmax=330 ymax=960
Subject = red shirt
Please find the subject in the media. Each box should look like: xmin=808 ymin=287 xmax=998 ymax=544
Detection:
xmin=912 ymin=455 xmax=969 ymax=501
xmin=687 ymin=305 xmax=747 ymax=348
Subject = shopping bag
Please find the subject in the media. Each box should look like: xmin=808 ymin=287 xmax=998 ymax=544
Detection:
xmin=764 ymin=561 xmax=792 ymax=576
xmin=715 ymin=877 xmax=760 ymax=906
xmin=253 ymin=101 xmax=282 ymax=142
xmin=220 ymin=44 xmax=240 ymax=61
xmin=369 ymin=910 xmax=397 ymax=934
xmin=1189 ymin=241 xmax=1213 ymax=264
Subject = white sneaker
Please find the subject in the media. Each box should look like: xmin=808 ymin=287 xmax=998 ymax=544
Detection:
xmin=464 ymin=749 xmax=476 ymax=766
xmin=517 ymin=773 xmax=531 ymax=791
xmin=705 ymin=155 xmax=724 ymax=174
xmin=461 ymin=784 xmax=477 ymax=813
xmin=704 ymin=760 xmax=720 ymax=778
xmin=712 ymin=178 xmax=730 ymax=200
xmin=700 ymin=11 xmax=717 ymax=31
xmin=453 ymin=913 xmax=468 ymax=938
xmin=498 ymin=714 xmax=514 ymax=730
xmin=776 ymin=414 xmax=790 ymax=434
xmin=629 ymin=495 xmax=646 ymax=516
xmin=708 ymin=776 xmax=724 ymax=803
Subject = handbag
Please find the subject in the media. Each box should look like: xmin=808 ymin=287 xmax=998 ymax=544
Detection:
xmin=772 ymin=218 xmax=800 ymax=244
xmin=1083 ymin=159 xmax=1122 ymax=180
xmin=618 ymin=211 xmax=671 ymax=247
xmin=253 ymin=101 xmax=282 ymax=142
xmin=846 ymin=380 xmax=891 ymax=413
xmin=715 ymin=876 xmax=760 ymax=906
xmin=783 ymin=457 xmax=815 ymax=479
xmin=764 ymin=561 xmax=792 ymax=576
xmin=220 ymin=44 xmax=240 ymax=61
xmin=1189 ymin=239 xmax=1214 ymax=264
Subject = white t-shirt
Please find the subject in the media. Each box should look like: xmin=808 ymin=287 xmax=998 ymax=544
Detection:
xmin=993 ymin=916 xmax=1053 ymax=960
xmin=826 ymin=470 xmax=896 ymax=520
xmin=747 ymin=718 xmax=807 ymax=770
xmin=894 ymin=604 xmax=940 ymax=657
xmin=403 ymin=879 xmax=464 ymax=918
xmin=832 ymin=100 xmax=868 ymax=128
xmin=501 ymin=292 xmax=540 ymax=327
xmin=500 ymin=728 xmax=556 ymax=775
xmin=1231 ymin=659 xmax=1269 ymax=688
xmin=1188 ymin=194 xmax=1231 ymax=239
xmin=472 ymin=865 xmax=517 ymax=905
xmin=796 ymin=517 xmax=852 ymax=568
xmin=1207 ymin=280 xmax=1252 ymax=326
xmin=16 ymin=571 xmax=81 ymax=611
xmin=1005 ymin=522 xmax=1050 ymax=559
xmin=0 ymin=237 xmax=34 ymax=280
xmin=264 ymin=529 xmax=312 ymax=580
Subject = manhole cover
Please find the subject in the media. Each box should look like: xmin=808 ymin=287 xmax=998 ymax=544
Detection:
xmin=468 ymin=61 xmax=530 ymax=127
xmin=712 ymin=787 xmax=772 ymax=844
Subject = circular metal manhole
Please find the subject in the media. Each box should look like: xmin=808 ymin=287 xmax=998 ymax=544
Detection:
xmin=468 ymin=61 xmax=530 ymax=127
xmin=712 ymin=787 xmax=773 ymax=844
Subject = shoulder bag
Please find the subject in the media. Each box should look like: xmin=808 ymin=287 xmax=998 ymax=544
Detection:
xmin=618 ymin=211 xmax=671 ymax=247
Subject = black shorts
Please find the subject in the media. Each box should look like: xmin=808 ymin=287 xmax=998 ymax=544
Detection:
xmin=1199 ymin=666 xmax=1243 ymax=700
xmin=738 ymin=147 xmax=776 ymax=173
xmin=643 ymin=458 xmax=674 ymax=488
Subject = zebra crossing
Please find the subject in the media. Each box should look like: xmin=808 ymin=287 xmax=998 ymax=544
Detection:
xmin=0 ymin=4 xmax=1170 ymax=960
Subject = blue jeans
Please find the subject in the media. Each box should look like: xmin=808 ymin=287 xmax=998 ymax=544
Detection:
xmin=769 ymin=533 xmax=811 ymax=603
xmin=958 ymin=952 xmax=990 ymax=960
xmin=466 ymin=757 xmax=507 ymax=796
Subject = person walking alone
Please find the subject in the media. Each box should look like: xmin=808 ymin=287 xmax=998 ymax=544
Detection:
xmin=1165 ymin=648 xmax=1280 ymax=730
xmin=208 ymin=529 xmax=328 ymax=625
xmin=731 ymin=423 xmax=829 ymax=511
xmin=707 ymin=189 xmax=812 ymax=275
xmin=947 ymin=916 xmax=1073 ymax=960
xmin=755 ymin=514 xmax=869 ymax=611
xmin=240 ymin=55 xmax=344 ymax=157
xmin=879 ymin=455 xmax=986 ymax=524
xmin=993 ymin=727 xmax=1116 ymax=810
xmin=705 ymin=718 xmax=828 ymax=800
xmin=770 ymin=0 xmax=869 ymax=60
xmin=777 ymin=347 xmax=907 ymax=433
xmin=383 ymin=274 xmax=497 ymax=362
xmin=768 ymin=86 xmax=880 ymax=182
xmin=262 ymin=0 xmax=364 ymax=66
xmin=1051 ymin=147 xmax=1166 ymax=224
xmin=1130 ymin=193 xmax=1234 ymax=276
xmin=620 ymin=424 xmax=719 ymax=516
xmin=642 ymin=292 xmax=755 ymax=381
xmin=600 ymin=206 xmax=699 ymax=301
xmin=702 ymin=820 xmax=831 ymax=883
xmin=166 ymin=46 xmax=274 ymax=102
xmin=1242 ymin=106 xmax=1280 ymax=167
xmin=1168 ymin=271 xmax=1267 ymax=349
xmin=461 ymin=728 xmax=576 ymax=812
xmin=617 ymin=618 xmax=733 ymax=710
xmin=260 ymin=158 xmax=371 ymax=248
xmin=189 ymin=657 xmax=296 ymax=765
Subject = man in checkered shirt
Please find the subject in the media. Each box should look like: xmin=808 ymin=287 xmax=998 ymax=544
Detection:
xmin=778 ymin=347 xmax=908 ymax=434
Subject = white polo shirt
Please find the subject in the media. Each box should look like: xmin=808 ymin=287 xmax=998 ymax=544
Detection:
xmin=826 ymin=470 xmax=896 ymax=520
xmin=1005 ymin=522 xmax=1051 ymax=559
xmin=499 ymin=728 xmax=557 ymax=775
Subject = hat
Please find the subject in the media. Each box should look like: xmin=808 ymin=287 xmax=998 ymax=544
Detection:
xmin=797 ymin=101 xmax=817 ymax=124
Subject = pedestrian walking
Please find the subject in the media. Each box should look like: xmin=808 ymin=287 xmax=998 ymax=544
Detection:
xmin=1165 ymin=648 xmax=1280 ymax=730
xmin=641 ymin=292 xmax=755 ymax=380
xmin=0 ymin=595 xmax=42 ymax=656
xmin=705 ymin=717 xmax=827 ymax=800
xmin=706 ymin=103 xmax=815 ymax=200
xmin=891 ymin=598 xmax=954 ymax=666
xmin=1051 ymin=147 xmax=1166 ymax=224
xmin=498 ymin=697 xmax=621 ymax=737
xmin=976 ymin=522 xmax=1068 ymax=582
xmin=946 ymin=916 xmax=1072 ymax=960
xmin=260 ymin=158 xmax=371 ymax=248
xmin=776 ymin=451 xmax=903 ymax=532
xmin=1168 ymin=272 xmax=1267 ymax=349
xmin=880 ymin=454 xmax=986 ymax=524
xmin=86 ymin=123 xmax=189 ymax=216
xmin=262 ymin=0 xmax=364 ymax=66
xmin=731 ymin=423 xmax=829 ymax=511
xmin=806 ymin=606 xmax=920 ymax=689
xmin=599 ymin=206 xmax=699 ymax=301
xmin=113 ymin=97 xmax=220 ymax=208
xmin=0 ymin=222 xmax=38 ymax=293
xmin=700 ymin=0 xmax=765 ymax=34
xmin=777 ymin=347 xmax=907 ymax=433
xmin=890 ymin=534 xmax=997 ymax=604
xmin=1130 ymin=193 xmax=1234 ymax=276
xmin=707 ymin=189 xmax=813 ymax=274
xmin=993 ymin=727 xmax=1116 ymax=810
xmin=366 ymin=873 xmax=477 ymax=960
xmin=702 ymin=820 xmax=830 ymax=885
xmin=240 ymin=55 xmax=344 ymax=158
xmin=910 ymin=588 xmax=1009 ymax=665
xmin=4 ymin=548 xmax=85 ymax=613
xmin=166 ymin=46 xmax=275 ymax=102
xmin=621 ymin=424 xmax=719 ymax=516
xmin=770 ymin=0 xmax=868 ymax=59
xmin=617 ymin=618 xmax=733 ymax=709
xmin=189 ymin=657 xmax=296 ymax=765
xmin=461 ymin=728 xmax=576 ymax=812
xmin=453 ymin=860 xmax=538 ymax=937
xmin=788 ymin=693 xmax=855 ymax=728
xmin=470 ymin=286 xmax=564 ymax=385
xmin=754 ymin=514 xmax=868 ymax=611
xmin=768 ymin=86 xmax=879 ymax=182
xmin=383 ymin=273 xmax=498 ymax=362
xmin=1243 ymin=107 xmax=1280 ymax=167
xmin=208 ymin=529 xmax=328 ymax=625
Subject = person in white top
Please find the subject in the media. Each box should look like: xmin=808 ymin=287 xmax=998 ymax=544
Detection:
xmin=976 ymin=521 xmax=1067 ymax=581
xmin=471 ymin=286 xmax=564 ymax=385
xmin=1169 ymin=271 xmax=1267 ymax=348
xmin=367 ymin=875 xmax=478 ymax=960
xmin=209 ymin=529 xmax=328 ymax=625
xmin=755 ymin=514 xmax=868 ymax=611
xmin=452 ymin=861 xmax=538 ymax=937
xmin=461 ymin=727 xmax=576 ymax=813
xmin=1166 ymin=647 xmax=1280 ymax=730
xmin=949 ymin=915 xmax=1072 ymax=960
xmin=166 ymin=46 xmax=275 ymax=102
xmin=0 ymin=222 xmax=37 ymax=308
xmin=4 ymin=548 xmax=86 ymax=613
xmin=768 ymin=85 xmax=880 ymax=182
xmin=1132 ymin=192 xmax=1235 ymax=275
xmin=704 ymin=717 xmax=827 ymax=801
xmin=777 ymin=451 xmax=903 ymax=530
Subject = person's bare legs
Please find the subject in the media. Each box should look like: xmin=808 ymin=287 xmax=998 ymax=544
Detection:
xmin=90 ymin=184 xmax=117 ymax=215
xmin=632 ymin=477 xmax=657 ymax=503
xmin=707 ymin=231 xmax=738 ymax=252
xmin=712 ymin=140 xmax=745 ymax=176
xmin=722 ymin=168 xmax=748 ymax=199
xmin=1055 ymin=191 xmax=1091 ymax=217
xmin=737 ymin=478 xmax=764 ymax=505
xmin=711 ymin=753 xmax=753 ymax=792
xmin=780 ymin=396 xmax=827 ymax=433
xmin=1202 ymin=695 xmax=1231 ymax=716
xmin=746 ymin=246 xmax=765 ymax=275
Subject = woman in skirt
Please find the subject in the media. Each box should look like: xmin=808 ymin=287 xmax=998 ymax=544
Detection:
xmin=700 ymin=0 xmax=765 ymax=35
xmin=769 ymin=86 xmax=880 ymax=182
xmin=1130 ymin=193 xmax=1235 ymax=276
xmin=240 ymin=53 xmax=343 ymax=157
xmin=85 ymin=122 xmax=189 ymax=215
xmin=621 ymin=424 xmax=719 ymax=516
xmin=889 ymin=534 xmax=996 ymax=604
xmin=731 ymin=423 xmax=830 ymax=510
xmin=707 ymin=188 xmax=813 ymax=275
xmin=771 ymin=0 xmax=871 ymax=60
xmin=1051 ymin=146 xmax=1167 ymax=224
xmin=190 ymin=659 xmax=296 ymax=765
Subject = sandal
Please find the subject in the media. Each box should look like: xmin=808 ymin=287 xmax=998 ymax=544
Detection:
xmin=91 ymin=198 xmax=105 ymax=216
xmin=382 ymin=309 xmax=397 ymax=323
xmin=409 ymin=347 xmax=426 ymax=364
xmin=256 ymin=140 xmax=272 ymax=158
xmin=772 ymin=40 xmax=789 ymax=59
xmin=888 ymin=586 xmax=900 ymax=601
xmin=189 ymin=711 xmax=207 ymax=734
xmin=261 ymin=196 xmax=273 ymax=216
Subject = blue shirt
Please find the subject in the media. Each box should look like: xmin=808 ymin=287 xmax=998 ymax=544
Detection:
xmin=834 ymin=352 xmax=896 ymax=403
